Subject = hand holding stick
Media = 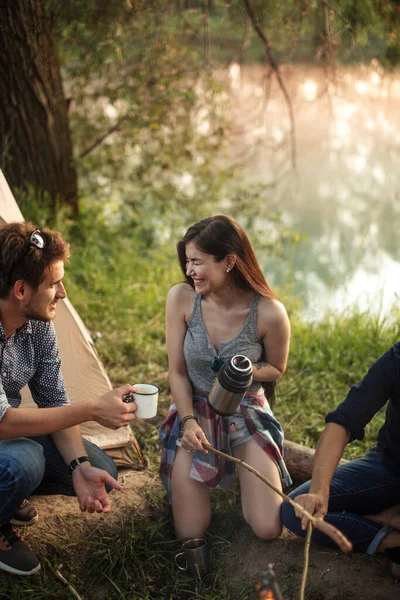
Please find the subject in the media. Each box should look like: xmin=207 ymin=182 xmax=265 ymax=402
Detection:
xmin=203 ymin=443 xmax=352 ymax=553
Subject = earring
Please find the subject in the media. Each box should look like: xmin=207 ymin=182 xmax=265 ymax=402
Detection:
xmin=226 ymin=268 xmax=230 ymax=273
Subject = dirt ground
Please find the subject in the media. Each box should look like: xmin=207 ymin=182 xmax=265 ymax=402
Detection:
xmin=21 ymin=469 xmax=400 ymax=599
xmin=23 ymin=468 xmax=156 ymax=573
xmin=221 ymin=526 xmax=400 ymax=600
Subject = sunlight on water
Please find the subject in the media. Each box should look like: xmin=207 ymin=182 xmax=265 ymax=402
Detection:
xmin=300 ymin=80 xmax=318 ymax=101
xmin=220 ymin=63 xmax=400 ymax=318
xmin=307 ymin=255 xmax=400 ymax=321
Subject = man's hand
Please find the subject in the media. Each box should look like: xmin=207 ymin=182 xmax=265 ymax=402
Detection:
xmin=93 ymin=384 xmax=138 ymax=429
xmin=294 ymin=492 xmax=328 ymax=530
xmin=72 ymin=463 xmax=122 ymax=513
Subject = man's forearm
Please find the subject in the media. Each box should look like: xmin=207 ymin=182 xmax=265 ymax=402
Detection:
xmin=0 ymin=403 xmax=94 ymax=440
xmin=52 ymin=426 xmax=87 ymax=464
xmin=309 ymin=422 xmax=350 ymax=497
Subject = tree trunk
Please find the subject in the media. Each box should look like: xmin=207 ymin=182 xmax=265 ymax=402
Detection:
xmin=284 ymin=440 xmax=348 ymax=483
xmin=0 ymin=0 xmax=78 ymax=213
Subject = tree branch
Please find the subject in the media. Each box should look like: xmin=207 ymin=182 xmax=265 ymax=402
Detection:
xmin=202 ymin=0 xmax=210 ymax=65
xmin=79 ymin=115 xmax=128 ymax=159
xmin=243 ymin=0 xmax=297 ymax=169
xmin=322 ymin=0 xmax=356 ymax=38
xmin=203 ymin=443 xmax=352 ymax=553
xmin=223 ymin=9 xmax=250 ymax=69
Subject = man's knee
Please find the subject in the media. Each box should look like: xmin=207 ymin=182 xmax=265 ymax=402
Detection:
xmin=281 ymin=499 xmax=300 ymax=534
xmin=104 ymin=456 xmax=118 ymax=483
xmin=0 ymin=438 xmax=45 ymax=492
xmin=82 ymin=440 xmax=118 ymax=481
xmin=281 ymin=481 xmax=312 ymax=536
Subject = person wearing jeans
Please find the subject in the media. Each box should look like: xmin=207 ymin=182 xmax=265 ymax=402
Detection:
xmin=281 ymin=344 xmax=400 ymax=554
xmin=0 ymin=436 xmax=118 ymax=523
xmin=0 ymin=222 xmax=138 ymax=576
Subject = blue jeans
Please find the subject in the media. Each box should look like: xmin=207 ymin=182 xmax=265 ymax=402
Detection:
xmin=0 ymin=435 xmax=117 ymax=524
xmin=281 ymin=448 xmax=400 ymax=554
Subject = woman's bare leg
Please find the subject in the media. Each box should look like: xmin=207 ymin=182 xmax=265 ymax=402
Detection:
xmin=233 ymin=439 xmax=282 ymax=540
xmin=171 ymin=447 xmax=211 ymax=539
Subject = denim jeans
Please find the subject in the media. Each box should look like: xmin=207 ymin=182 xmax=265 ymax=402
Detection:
xmin=0 ymin=435 xmax=118 ymax=524
xmin=281 ymin=448 xmax=400 ymax=554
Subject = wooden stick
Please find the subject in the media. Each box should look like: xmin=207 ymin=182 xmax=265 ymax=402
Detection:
xmin=202 ymin=443 xmax=352 ymax=553
xmin=54 ymin=564 xmax=84 ymax=600
xmin=299 ymin=521 xmax=312 ymax=600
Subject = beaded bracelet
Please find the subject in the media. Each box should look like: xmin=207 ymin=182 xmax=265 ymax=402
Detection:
xmin=181 ymin=415 xmax=197 ymax=427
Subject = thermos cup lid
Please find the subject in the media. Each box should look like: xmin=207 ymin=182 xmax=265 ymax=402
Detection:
xmin=218 ymin=354 xmax=253 ymax=390
xmin=208 ymin=354 xmax=253 ymax=416
xmin=230 ymin=355 xmax=252 ymax=372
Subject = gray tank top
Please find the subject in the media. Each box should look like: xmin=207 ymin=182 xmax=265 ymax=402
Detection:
xmin=183 ymin=293 xmax=264 ymax=395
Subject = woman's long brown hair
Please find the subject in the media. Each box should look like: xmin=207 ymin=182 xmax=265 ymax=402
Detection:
xmin=177 ymin=215 xmax=276 ymax=300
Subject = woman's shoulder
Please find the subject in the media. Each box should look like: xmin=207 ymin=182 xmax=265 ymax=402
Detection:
xmin=168 ymin=282 xmax=194 ymax=299
xmin=167 ymin=283 xmax=195 ymax=311
xmin=257 ymin=296 xmax=290 ymax=327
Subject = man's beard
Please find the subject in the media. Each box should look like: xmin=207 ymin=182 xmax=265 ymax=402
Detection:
xmin=22 ymin=300 xmax=56 ymax=322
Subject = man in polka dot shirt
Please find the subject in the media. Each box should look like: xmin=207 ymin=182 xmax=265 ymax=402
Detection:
xmin=0 ymin=222 xmax=138 ymax=576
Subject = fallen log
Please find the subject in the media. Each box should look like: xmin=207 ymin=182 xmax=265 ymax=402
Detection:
xmin=284 ymin=440 xmax=348 ymax=483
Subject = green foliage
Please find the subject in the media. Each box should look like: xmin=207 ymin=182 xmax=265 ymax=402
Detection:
xmin=44 ymin=0 xmax=232 ymax=227
xmin=276 ymin=309 xmax=400 ymax=459
xmin=37 ymin=1 xmax=400 ymax=225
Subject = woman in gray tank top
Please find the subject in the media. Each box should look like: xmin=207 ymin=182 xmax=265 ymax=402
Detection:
xmin=159 ymin=215 xmax=291 ymax=543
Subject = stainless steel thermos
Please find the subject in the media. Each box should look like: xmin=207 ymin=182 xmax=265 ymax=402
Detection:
xmin=207 ymin=354 xmax=253 ymax=416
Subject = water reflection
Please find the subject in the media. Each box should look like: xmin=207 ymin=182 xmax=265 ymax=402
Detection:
xmin=224 ymin=63 xmax=400 ymax=318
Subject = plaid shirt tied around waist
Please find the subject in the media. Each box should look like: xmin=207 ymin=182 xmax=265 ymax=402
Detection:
xmin=159 ymin=392 xmax=292 ymax=503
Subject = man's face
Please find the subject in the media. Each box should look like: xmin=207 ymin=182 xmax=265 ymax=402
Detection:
xmin=22 ymin=260 xmax=67 ymax=322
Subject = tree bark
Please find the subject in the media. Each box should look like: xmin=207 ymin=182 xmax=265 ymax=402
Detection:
xmin=0 ymin=0 xmax=78 ymax=212
xmin=284 ymin=439 xmax=348 ymax=483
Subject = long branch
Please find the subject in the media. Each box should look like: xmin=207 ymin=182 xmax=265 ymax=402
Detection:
xmin=203 ymin=443 xmax=352 ymax=553
xmin=243 ymin=0 xmax=296 ymax=169
xmin=79 ymin=115 xmax=128 ymax=159
xmin=202 ymin=0 xmax=210 ymax=65
xmin=299 ymin=522 xmax=312 ymax=600
xmin=322 ymin=0 xmax=356 ymax=36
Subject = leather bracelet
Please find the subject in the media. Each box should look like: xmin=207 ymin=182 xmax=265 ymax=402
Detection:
xmin=69 ymin=455 xmax=91 ymax=474
xmin=181 ymin=415 xmax=197 ymax=427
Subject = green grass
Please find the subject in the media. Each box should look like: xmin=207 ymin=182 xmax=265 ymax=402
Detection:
xmin=60 ymin=212 xmax=400 ymax=462
xmin=1 ymin=206 xmax=399 ymax=598
xmin=277 ymin=309 xmax=400 ymax=460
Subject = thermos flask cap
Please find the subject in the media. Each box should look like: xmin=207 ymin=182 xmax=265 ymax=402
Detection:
xmin=208 ymin=354 xmax=253 ymax=416
xmin=220 ymin=355 xmax=253 ymax=390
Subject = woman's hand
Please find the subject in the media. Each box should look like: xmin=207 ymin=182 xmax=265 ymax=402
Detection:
xmin=181 ymin=419 xmax=210 ymax=454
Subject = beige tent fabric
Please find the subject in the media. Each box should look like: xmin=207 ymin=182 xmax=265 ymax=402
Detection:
xmin=0 ymin=169 xmax=24 ymax=224
xmin=0 ymin=169 xmax=138 ymax=466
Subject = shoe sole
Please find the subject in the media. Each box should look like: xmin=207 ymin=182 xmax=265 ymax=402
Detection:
xmin=0 ymin=560 xmax=41 ymax=576
xmin=10 ymin=514 xmax=39 ymax=527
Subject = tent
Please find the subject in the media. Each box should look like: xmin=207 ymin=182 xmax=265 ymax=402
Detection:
xmin=0 ymin=168 xmax=138 ymax=467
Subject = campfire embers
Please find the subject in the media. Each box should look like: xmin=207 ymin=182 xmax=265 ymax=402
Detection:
xmin=254 ymin=564 xmax=284 ymax=600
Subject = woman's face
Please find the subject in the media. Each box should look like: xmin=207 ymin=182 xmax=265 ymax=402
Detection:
xmin=185 ymin=242 xmax=229 ymax=294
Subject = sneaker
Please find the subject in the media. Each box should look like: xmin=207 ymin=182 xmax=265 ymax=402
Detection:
xmin=10 ymin=500 xmax=38 ymax=526
xmin=0 ymin=522 xmax=40 ymax=576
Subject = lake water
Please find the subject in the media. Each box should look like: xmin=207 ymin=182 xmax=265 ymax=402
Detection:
xmin=223 ymin=63 xmax=400 ymax=319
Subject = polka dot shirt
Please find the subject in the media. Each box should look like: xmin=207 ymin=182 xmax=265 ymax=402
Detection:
xmin=0 ymin=318 xmax=70 ymax=421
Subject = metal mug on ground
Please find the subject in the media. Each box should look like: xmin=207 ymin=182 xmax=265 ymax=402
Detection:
xmin=175 ymin=538 xmax=209 ymax=578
